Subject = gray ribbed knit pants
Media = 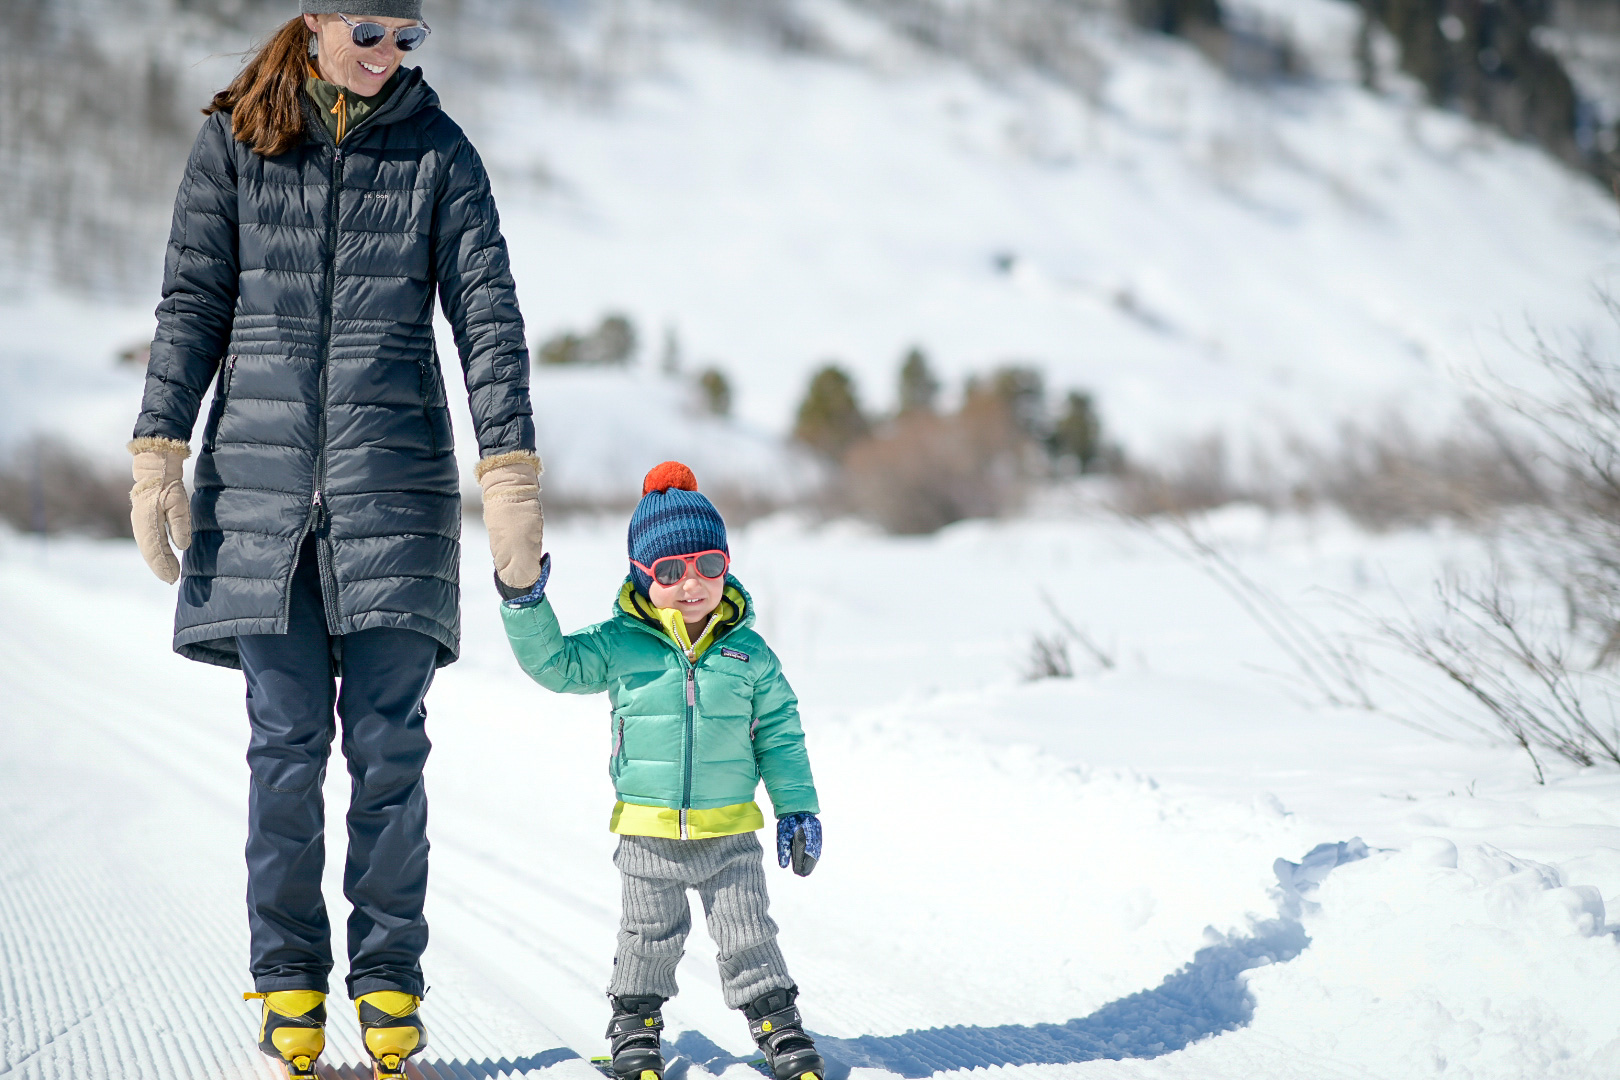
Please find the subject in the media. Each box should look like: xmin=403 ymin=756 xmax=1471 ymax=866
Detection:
xmin=608 ymin=832 xmax=793 ymax=1009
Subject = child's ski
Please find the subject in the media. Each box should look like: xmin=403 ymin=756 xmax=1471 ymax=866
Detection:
xmin=592 ymin=1055 xmax=674 ymax=1080
xmin=590 ymin=1054 xmax=775 ymax=1079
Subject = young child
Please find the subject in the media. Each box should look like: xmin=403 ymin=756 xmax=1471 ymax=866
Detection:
xmin=498 ymin=462 xmax=825 ymax=1080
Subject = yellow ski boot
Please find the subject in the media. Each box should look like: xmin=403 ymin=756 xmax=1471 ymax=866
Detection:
xmin=356 ymin=991 xmax=428 ymax=1080
xmin=244 ymin=990 xmax=326 ymax=1080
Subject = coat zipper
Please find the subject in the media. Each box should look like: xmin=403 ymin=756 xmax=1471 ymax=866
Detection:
xmin=680 ymin=663 xmax=696 ymax=839
xmin=294 ymin=146 xmax=344 ymax=633
xmin=619 ymin=604 xmax=745 ymax=841
xmin=418 ymin=355 xmax=439 ymax=455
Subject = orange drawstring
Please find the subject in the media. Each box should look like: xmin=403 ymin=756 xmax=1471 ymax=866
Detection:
xmin=305 ymin=61 xmax=346 ymax=144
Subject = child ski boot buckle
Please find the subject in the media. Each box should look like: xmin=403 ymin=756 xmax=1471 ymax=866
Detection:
xmin=745 ymin=988 xmax=824 ymax=1080
xmin=356 ymin=991 xmax=428 ymax=1080
xmin=605 ymin=994 xmax=666 ymax=1080
xmin=245 ymin=990 xmax=326 ymax=1080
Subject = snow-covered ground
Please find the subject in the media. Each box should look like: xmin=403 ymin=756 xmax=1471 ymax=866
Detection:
xmin=4 ymin=511 xmax=1618 ymax=1080
xmin=5 ymin=3 xmax=1620 ymax=1077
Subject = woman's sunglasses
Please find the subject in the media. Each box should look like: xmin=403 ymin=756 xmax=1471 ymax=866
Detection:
xmin=337 ymin=12 xmax=431 ymax=51
xmin=631 ymin=550 xmax=729 ymax=587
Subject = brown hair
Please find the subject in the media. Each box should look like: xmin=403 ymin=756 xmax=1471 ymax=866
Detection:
xmin=203 ymin=17 xmax=311 ymax=157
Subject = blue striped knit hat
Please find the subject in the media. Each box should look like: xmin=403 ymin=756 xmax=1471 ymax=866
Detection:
xmin=627 ymin=462 xmax=728 ymax=595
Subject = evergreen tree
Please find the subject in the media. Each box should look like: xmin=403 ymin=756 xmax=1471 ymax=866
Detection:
xmin=536 ymin=330 xmax=582 ymax=366
xmin=580 ymin=313 xmax=637 ymax=366
xmin=1127 ymin=0 xmax=1222 ymax=36
xmin=1049 ymin=391 xmax=1103 ymax=473
xmin=535 ymin=313 xmax=638 ymax=366
xmin=897 ymin=346 xmax=940 ymax=414
xmin=1361 ymin=0 xmax=1594 ymax=181
xmin=974 ymin=365 xmax=1046 ymax=439
xmin=793 ymin=364 xmax=869 ymax=460
xmin=698 ymin=367 xmax=732 ymax=417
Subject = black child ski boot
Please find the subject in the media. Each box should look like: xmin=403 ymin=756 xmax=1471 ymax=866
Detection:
xmin=605 ymin=994 xmax=666 ymax=1080
xmin=744 ymin=987 xmax=825 ymax=1080
xmin=244 ymin=990 xmax=326 ymax=1080
xmin=356 ymin=991 xmax=428 ymax=1080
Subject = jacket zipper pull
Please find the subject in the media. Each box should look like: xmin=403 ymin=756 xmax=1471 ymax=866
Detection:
xmin=311 ymin=489 xmax=329 ymax=533
xmin=686 ymin=667 xmax=696 ymax=707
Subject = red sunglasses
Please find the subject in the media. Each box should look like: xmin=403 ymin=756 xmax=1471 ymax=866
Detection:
xmin=631 ymin=550 xmax=729 ymax=587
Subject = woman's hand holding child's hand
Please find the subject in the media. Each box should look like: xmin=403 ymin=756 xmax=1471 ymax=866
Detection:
xmin=776 ymin=813 xmax=821 ymax=877
xmin=476 ymin=450 xmax=545 ymax=588
xmin=496 ymin=552 xmax=551 ymax=606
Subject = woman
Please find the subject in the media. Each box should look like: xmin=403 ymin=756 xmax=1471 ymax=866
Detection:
xmin=128 ymin=5 xmax=545 ymax=1078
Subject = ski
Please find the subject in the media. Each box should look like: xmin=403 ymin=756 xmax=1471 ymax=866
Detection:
xmin=370 ymin=1052 xmax=410 ymax=1080
xmin=592 ymin=1053 xmax=778 ymax=1080
xmin=592 ymin=1054 xmax=666 ymax=1080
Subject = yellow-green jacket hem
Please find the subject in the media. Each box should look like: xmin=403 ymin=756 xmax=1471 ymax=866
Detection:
xmin=610 ymin=800 xmax=766 ymax=838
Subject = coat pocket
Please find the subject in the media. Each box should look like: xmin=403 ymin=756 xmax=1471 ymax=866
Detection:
xmin=609 ymin=711 xmax=625 ymax=780
xmin=202 ymin=354 xmax=238 ymax=453
xmin=417 ymin=352 xmax=454 ymax=456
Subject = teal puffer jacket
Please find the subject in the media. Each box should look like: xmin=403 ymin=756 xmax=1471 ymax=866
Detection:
xmin=501 ymin=577 xmax=819 ymax=836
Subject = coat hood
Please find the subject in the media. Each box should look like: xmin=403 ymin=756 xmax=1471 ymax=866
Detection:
xmin=299 ymin=64 xmax=440 ymax=145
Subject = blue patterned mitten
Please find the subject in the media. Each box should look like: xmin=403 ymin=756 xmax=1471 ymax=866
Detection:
xmin=776 ymin=812 xmax=821 ymax=877
xmin=497 ymin=551 xmax=551 ymax=607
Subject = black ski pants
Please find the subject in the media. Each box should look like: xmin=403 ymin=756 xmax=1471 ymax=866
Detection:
xmin=238 ymin=536 xmax=439 ymax=999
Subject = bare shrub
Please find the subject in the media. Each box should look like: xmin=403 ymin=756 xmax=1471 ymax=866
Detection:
xmin=1375 ymin=571 xmax=1620 ymax=782
xmin=1358 ymin=318 xmax=1620 ymax=777
xmin=1492 ymin=322 xmax=1620 ymax=661
xmin=1025 ymin=633 xmax=1074 ymax=680
xmin=1295 ymin=415 xmax=1545 ymax=530
xmin=839 ymin=392 xmax=1032 ymax=534
xmin=1113 ymin=415 xmax=1545 ymax=528
xmin=1040 ymin=589 xmax=1117 ymax=671
xmin=0 ymin=438 xmax=132 ymax=539
xmin=1112 ymin=434 xmax=1253 ymax=518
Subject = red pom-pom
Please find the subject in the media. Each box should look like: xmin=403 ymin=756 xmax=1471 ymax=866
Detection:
xmin=643 ymin=461 xmax=699 ymax=496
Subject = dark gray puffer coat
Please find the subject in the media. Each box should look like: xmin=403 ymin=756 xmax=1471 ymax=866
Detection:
xmin=133 ymin=68 xmax=533 ymax=669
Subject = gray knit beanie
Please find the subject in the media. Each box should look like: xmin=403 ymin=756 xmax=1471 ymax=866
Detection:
xmin=302 ymin=0 xmax=423 ymax=19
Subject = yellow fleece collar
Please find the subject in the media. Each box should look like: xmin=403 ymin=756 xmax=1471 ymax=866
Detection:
xmin=618 ymin=581 xmax=745 ymax=660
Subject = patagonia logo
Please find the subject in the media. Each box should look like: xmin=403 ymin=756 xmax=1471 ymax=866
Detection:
xmin=720 ymin=646 xmax=750 ymax=662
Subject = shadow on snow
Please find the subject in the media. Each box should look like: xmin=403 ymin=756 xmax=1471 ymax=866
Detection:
xmin=673 ymin=839 xmax=1368 ymax=1080
xmin=350 ymin=841 xmax=1367 ymax=1080
xmin=668 ymin=916 xmax=1307 ymax=1080
xmin=319 ymin=1048 xmax=580 ymax=1079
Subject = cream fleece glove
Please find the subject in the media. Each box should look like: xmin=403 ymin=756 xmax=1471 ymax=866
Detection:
xmin=476 ymin=450 xmax=545 ymax=588
xmin=129 ymin=437 xmax=192 ymax=584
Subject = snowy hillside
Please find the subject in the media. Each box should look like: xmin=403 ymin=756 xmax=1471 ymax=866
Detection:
xmin=473 ymin=0 xmax=1620 ymax=452
xmin=5 ymin=512 xmax=1620 ymax=1079
xmin=3 ymin=0 xmax=1618 ymax=496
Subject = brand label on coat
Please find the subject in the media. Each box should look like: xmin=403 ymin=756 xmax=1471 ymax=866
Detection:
xmin=720 ymin=647 xmax=750 ymax=662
